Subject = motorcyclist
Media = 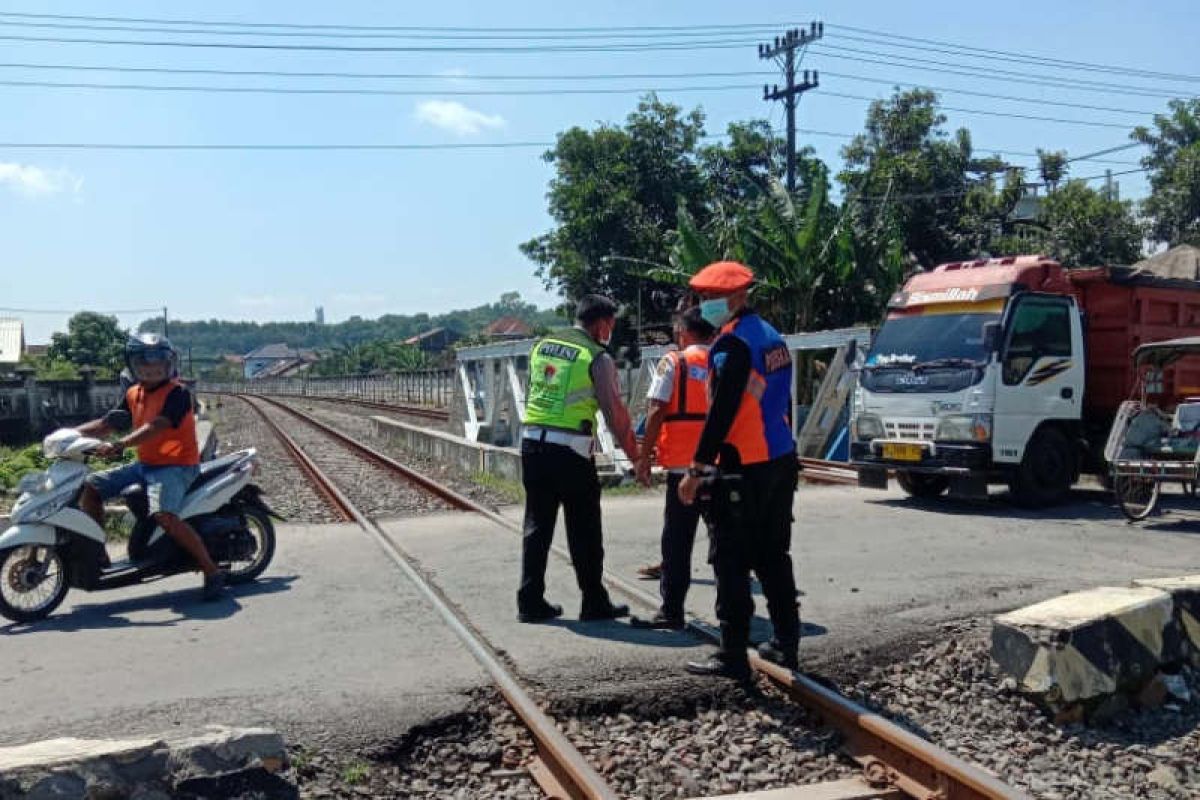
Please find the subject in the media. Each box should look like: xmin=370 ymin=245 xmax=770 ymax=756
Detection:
xmin=77 ymin=334 xmax=226 ymax=601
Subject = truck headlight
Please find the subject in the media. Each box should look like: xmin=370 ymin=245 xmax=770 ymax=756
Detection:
xmin=853 ymin=413 xmax=885 ymax=441
xmin=936 ymin=414 xmax=992 ymax=443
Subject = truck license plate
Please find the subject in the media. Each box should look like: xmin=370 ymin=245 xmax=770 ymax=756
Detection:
xmin=882 ymin=443 xmax=923 ymax=462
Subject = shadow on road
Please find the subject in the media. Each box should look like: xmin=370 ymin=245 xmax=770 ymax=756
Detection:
xmin=867 ymin=488 xmax=1125 ymax=522
xmin=1 ymin=575 xmax=297 ymax=636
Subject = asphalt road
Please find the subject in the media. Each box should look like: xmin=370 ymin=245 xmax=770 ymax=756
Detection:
xmin=3 ymin=482 xmax=1198 ymax=747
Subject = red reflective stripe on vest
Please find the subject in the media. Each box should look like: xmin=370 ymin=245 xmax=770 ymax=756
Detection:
xmin=127 ymin=380 xmax=199 ymax=467
xmin=657 ymin=348 xmax=709 ymax=468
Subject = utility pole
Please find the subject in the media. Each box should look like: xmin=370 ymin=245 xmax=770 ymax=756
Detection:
xmin=162 ymin=306 xmax=169 ymax=338
xmin=759 ymin=22 xmax=823 ymax=193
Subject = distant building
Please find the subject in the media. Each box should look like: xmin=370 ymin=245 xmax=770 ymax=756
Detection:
xmin=0 ymin=319 xmax=24 ymax=366
xmin=23 ymin=343 xmax=48 ymax=359
xmin=315 ymin=306 xmax=325 ymax=325
xmin=484 ymin=316 xmax=533 ymax=341
xmin=243 ymin=343 xmax=296 ymax=379
xmin=403 ymin=327 xmax=461 ymax=353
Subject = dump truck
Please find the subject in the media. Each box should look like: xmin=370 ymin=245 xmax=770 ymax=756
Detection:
xmin=851 ymin=255 xmax=1200 ymax=505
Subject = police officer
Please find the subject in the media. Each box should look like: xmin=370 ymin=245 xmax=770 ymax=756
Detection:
xmin=630 ymin=307 xmax=716 ymax=630
xmin=677 ymin=262 xmax=801 ymax=679
xmin=517 ymin=294 xmax=640 ymax=623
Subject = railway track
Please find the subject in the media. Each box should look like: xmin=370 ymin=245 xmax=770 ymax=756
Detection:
xmin=235 ymin=394 xmax=1027 ymax=800
xmin=240 ymin=392 xmax=450 ymax=422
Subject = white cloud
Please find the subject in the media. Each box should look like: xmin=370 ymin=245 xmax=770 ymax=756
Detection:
xmin=414 ymin=100 xmax=505 ymax=137
xmin=0 ymin=162 xmax=81 ymax=197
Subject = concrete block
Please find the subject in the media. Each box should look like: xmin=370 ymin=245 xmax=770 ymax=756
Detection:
xmin=0 ymin=726 xmax=286 ymax=800
xmin=371 ymin=415 xmax=522 ymax=482
xmin=991 ymin=586 xmax=1176 ymax=706
xmin=1133 ymin=575 xmax=1200 ymax=665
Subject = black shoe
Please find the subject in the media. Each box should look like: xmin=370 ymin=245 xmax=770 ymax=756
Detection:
xmin=579 ymin=603 xmax=630 ymax=622
xmin=685 ymin=652 xmax=752 ymax=681
xmin=629 ymin=611 xmax=685 ymax=630
xmin=756 ymin=639 xmax=799 ymax=670
xmin=517 ymin=602 xmax=563 ymax=623
xmin=201 ymin=572 xmax=228 ymax=603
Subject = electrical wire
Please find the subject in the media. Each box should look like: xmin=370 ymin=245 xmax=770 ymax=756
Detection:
xmin=819 ymin=90 xmax=1139 ymax=129
xmin=826 ymin=23 xmax=1200 ymax=84
xmin=809 ymin=45 xmax=1193 ymax=100
xmin=0 ymin=306 xmax=161 ymax=314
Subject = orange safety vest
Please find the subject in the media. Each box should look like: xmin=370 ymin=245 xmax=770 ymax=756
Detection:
xmin=127 ymin=380 xmax=199 ymax=467
xmin=716 ymin=313 xmax=794 ymax=466
xmin=656 ymin=346 xmax=710 ymax=468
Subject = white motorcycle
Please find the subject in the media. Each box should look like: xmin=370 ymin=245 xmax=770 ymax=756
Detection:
xmin=0 ymin=428 xmax=277 ymax=623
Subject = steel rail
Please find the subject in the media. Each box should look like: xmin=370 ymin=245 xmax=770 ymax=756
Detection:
xmin=238 ymin=394 xmax=618 ymax=800
xmin=253 ymin=392 xmax=451 ymax=422
xmin=237 ymin=394 xmax=1027 ymax=799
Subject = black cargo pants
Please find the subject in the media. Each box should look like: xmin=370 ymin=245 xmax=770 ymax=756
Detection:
xmin=517 ymin=439 xmax=614 ymax=615
xmin=702 ymin=453 xmax=801 ymax=659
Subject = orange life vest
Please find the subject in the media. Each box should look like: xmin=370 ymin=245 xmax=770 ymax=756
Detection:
xmin=127 ymin=380 xmax=199 ymax=467
xmin=715 ymin=313 xmax=794 ymax=466
xmin=656 ymin=346 xmax=710 ymax=468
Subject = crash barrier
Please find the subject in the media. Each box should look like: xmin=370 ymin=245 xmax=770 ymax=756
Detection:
xmin=0 ymin=370 xmax=124 ymax=444
xmin=370 ymin=415 xmax=522 ymax=483
xmin=203 ymin=370 xmax=454 ymax=410
xmin=991 ymin=576 xmax=1200 ymax=717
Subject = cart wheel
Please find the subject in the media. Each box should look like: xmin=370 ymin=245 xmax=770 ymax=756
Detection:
xmin=1114 ymin=474 xmax=1160 ymax=521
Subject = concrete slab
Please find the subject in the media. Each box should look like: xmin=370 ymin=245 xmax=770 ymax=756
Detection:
xmin=379 ymin=511 xmax=713 ymax=691
xmin=991 ymin=586 xmax=1175 ymax=704
xmin=1134 ymin=574 xmax=1200 ymax=664
xmin=591 ymin=484 xmax=1200 ymax=661
xmin=0 ymin=523 xmax=486 ymax=747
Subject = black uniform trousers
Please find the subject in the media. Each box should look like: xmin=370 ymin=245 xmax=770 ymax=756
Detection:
xmin=517 ymin=439 xmax=614 ymax=615
xmin=659 ymin=471 xmax=704 ymax=621
xmin=703 ymin=453 xmax=800 ymax=659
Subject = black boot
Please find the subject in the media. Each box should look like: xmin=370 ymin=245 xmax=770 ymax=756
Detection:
xmin=685 ymin=651 xmax=751 ymax=681
xmin=518 ymin=601 xmax=564 ymax=623
xmin=756 ymin=638 xmax=798 ymax=670
xmin=579 ymin=602 xmax=630 ymax=621
xmin=629 ymin=610 xmax=685 ymax=630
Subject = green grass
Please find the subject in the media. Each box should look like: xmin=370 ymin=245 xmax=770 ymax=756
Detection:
xmin=470 ymin=470 xmax=525 ymax=504
xmin=602 ymin=481 xmax=654 ymax=496
xmin=341 ymin=760 xmax=371 ymax=785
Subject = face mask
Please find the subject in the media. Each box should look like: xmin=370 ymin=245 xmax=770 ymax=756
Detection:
xmin=699 ymin=298 xmax=732 ymax=327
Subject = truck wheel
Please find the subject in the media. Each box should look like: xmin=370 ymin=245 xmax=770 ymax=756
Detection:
xmin=1010 ymin=428 xmax=1073 ymax=507
xmin=896 ymin=471 xmax=950 ymax=499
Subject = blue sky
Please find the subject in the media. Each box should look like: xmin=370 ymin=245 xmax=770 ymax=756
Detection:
xmin=2 ymin=0 xmax=1195 ymax=342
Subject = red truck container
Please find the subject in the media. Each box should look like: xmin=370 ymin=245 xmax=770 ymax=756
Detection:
xmin=851 ymin=256 xmax=1200 ymax=505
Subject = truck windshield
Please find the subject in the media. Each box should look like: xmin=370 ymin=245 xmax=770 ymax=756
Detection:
xmin=866 ymin=312 xmax=999 ymax=369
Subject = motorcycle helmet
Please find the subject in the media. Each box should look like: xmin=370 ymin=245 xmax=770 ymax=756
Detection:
xmin=125 ymin=333 xmax=178 ymax=385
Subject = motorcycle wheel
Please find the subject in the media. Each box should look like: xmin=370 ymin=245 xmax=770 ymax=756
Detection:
xmin=224 ymin=507 xmax=275 ymax=584
xmin=0 ymin=545 xmax=70 ymax=623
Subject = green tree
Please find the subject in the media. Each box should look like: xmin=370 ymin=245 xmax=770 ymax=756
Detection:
xmin=1037 ymin=149 xmax=1068 ymax=189
xmin=997 ymin=180 xmax=1144 ymax=266
xmin=47 ymin=312 xmax=128 ymax=375
xmin=520 ymin=95 xmax=709 ymax=316
xmin=838 ymin=89 xmax=1022 ymax=269
xmin=1133 ymin=98 xmax=1200 ymax=246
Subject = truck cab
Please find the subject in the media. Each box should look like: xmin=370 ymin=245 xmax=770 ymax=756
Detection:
xmin=852 ymin=256 xmax=1086 ymax=506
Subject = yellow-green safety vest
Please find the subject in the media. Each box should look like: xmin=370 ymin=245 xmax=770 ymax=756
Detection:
xmin=523 ymin=327 xmax=603 ymax=434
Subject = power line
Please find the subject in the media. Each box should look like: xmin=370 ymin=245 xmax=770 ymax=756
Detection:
xmin=0 ymin=62 xmax=780 ymax=81
xmin=819 ymin=90 xmax=1139 ymax=130
xmin=849 ymin=166 xmax=1151 ymax=203
xmin=0 ymin=31 xmax=765 ymax=53
xmin=823 ymin=71 xmax=1158 ymax=116
xmin=0 ymin=78 xmax=766 ymax=97
xmin=827 ymin=23 xmax=1200 ymax=84
xmin=0 ymin=17 xmax=795 ymax=42
xmin=809 ymin=45 xmax=1192 ymax=100
xmin=0 ymin=306 xmax=160 ymax=314
xmin=0 ymin=60 xmax=1163 ymax=116
xmin=0 ymin=11 xmax=793 ymax=34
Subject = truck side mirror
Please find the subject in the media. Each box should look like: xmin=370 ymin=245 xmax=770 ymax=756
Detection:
xmin=843 ymin=339 xmax=858 ymax=368
xmin=981 ymin=322 xmax=1002 ymax=355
